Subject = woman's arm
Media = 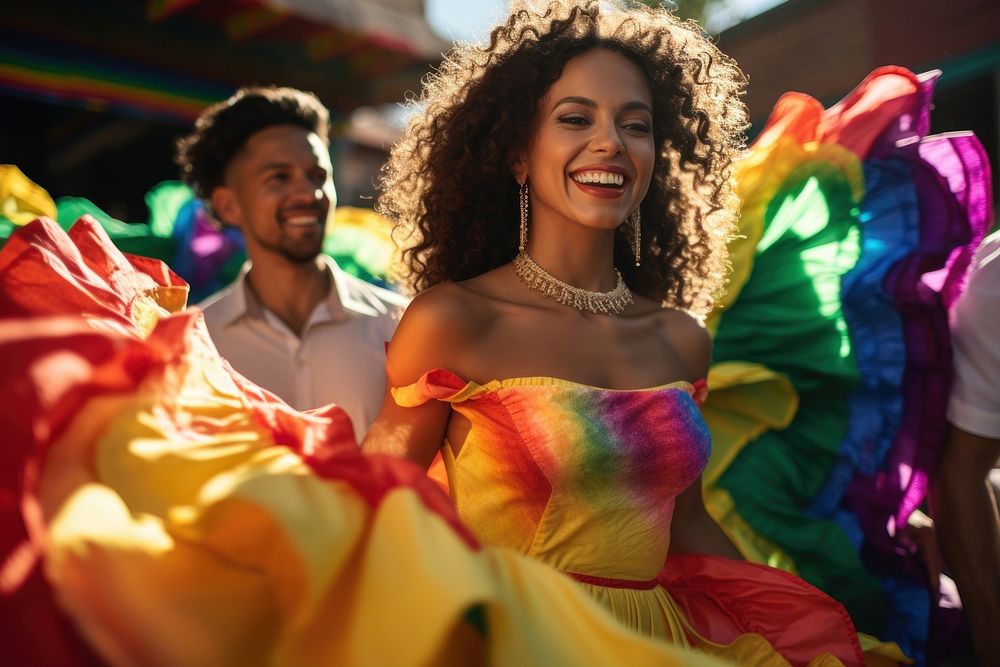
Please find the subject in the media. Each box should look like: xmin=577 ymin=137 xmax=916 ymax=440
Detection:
xmin=661 ymin=308 xmax=743 ymax=560
xmin=669 ymin=477 xmax=743 ymax=560
xmin=361 ymin=285 xmax=471 ymax=468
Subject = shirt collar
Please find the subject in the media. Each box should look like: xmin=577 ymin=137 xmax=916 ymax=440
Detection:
xmin=219 ymin=257 xmax=351 ymax=326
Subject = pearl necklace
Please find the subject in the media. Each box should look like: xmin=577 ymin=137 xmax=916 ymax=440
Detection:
xmin=513 ymin=250 xmax=633 ymax=315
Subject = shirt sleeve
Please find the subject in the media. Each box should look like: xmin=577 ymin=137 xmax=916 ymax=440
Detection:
xmin=948 ymin=231 xmax=1000 ymax=439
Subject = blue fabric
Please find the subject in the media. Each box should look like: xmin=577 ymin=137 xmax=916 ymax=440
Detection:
xmin=808 ymin=159 xmax=919 ymax=517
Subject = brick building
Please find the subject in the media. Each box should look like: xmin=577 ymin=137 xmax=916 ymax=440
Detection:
xmin=717 ymin=0 xmax=1000 ymax=197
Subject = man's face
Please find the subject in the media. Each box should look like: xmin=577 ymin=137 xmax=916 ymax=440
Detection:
xmin=212 ymin=124 xmax=336 ymax=264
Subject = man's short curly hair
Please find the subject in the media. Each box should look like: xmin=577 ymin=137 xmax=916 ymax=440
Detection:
xmin=176 ymin=86 xmax=330 ymax=200
xmin=377 ymin=0 xmax=748 ymax=314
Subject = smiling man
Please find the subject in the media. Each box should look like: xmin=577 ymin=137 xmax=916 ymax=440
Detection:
xmin=177 ymin=86 xmax=407 ymax=437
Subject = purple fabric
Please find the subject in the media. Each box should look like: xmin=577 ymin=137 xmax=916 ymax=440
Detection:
xmin=819 ymin=73 xmax=992 ymax=555
xmin=845 ymin=132 xmax=992 ymax=560
xmin=869 ymin=71 xmax=939 ymax=160
xmin=169 ymin=199 xmax=246 ymax=303
xmin=808 ymin=159 xmax=916 ymax=520
xmin=917 ymin=134 xmax=993 ymax=308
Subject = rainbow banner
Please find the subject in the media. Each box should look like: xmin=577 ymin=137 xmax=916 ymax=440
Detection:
xmin=0 ymin=36 xmax=230 ymax=121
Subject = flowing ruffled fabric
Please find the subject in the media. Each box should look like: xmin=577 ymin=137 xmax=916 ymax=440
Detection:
xmin=700 ymin=361 xmax=800 ymax=573
xmin=704 ymin=66 xmax=992 ymax=660
xmin=0 ymin=164 xmax=56 ymax=226
xmin=0 ymin=217 xmax=747 ymax=667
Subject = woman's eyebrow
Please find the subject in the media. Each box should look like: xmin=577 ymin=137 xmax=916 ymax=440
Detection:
xmin=553 ymin=95 xmax=596 ymax=109
xmin=622 ymin=100 xmax=653 ymax=113
xmin=552 ymin=96 xmax=651 ymax=114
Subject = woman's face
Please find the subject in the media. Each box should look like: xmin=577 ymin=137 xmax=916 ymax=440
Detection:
xmin=515 ymin=48 xmax=655 ymax=235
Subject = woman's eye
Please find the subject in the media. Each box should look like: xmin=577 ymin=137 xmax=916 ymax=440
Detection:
xmin=558 ymin=115 xmax=589 ymax=126
xmin=624 ymin=121 xmax=651 ymax=133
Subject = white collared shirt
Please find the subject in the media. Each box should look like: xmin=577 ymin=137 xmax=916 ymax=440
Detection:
xmin=198 ymin=256 xmax=408 ymax=438
xmin=948 ymin=229 xmax=1000 ymax=439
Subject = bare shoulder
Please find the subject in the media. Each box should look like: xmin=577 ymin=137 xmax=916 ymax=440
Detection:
xmin=656 ymin=304 xmax=712 ymax=379
xmin=659 ymin=307 xmax=710 ymax=340
xmin=399 ymin=279 xmax=500 ymax=334
xmin=387 ymin=281 xmax=495 ymax=384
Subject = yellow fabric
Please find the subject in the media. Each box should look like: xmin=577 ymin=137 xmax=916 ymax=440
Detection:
xmin=417 ymin=376 xmax=700 ymax=582
xmin=700 ymin=362 xmax=800 ymax=571
xmin=0 ymin=164 xmax=56 ymax=225
xmin=858 ymin=634 xmax=912 ymax=666
xmin=329 ymin=205 xmax=400 ymax=276
xmin=702 ymin=362 xmax=799 ymax=488
xmin=394 ymin=371 xmax=873 ymax=665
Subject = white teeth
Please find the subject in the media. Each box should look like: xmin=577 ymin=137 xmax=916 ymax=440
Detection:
xmin=572 ymin=171 xmax=624 ymax=186
xmin=285 ymin=217 xmax=319 ymax=226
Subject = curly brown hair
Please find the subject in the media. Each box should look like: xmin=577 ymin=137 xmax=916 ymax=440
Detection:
xmin=377 ymin=0 xmax=747 ymax=313
xmin=175 ymin=86 xmax=330 ymax=201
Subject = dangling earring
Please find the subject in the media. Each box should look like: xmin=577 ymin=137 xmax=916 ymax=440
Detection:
xmin=630 ymin=207 xmax=641 ymax=267
xmin=519 ymin=182 xmax=529 ymax=252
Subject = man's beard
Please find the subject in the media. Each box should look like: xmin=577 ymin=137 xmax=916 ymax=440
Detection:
xmin=265 ymin=208 xmax=328 ymax=263
xmin=271 ymin=233 xmax=324 ymax=264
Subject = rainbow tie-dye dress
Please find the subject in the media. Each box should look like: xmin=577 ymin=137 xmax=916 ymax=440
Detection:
xmin=394 ymin=370 xmax=897 ymax=665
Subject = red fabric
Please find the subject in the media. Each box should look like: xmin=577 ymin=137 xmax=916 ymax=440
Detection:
xmin=565 ymin=571 xmax=659 ymax=590
xmin=660 ymin=554 xmax=866 ymax=667
xmin=756 ymin=91 xmax=824 ymax=148
xmin=691 ymin=378 xmax=709 ymax=406
xmin=0 ymin=217 xmax=182 ymax=667
xmin=819 ymin=65 xmax=920 ymax=157
xmin=755 ymin=66 xmax=921 ymax=161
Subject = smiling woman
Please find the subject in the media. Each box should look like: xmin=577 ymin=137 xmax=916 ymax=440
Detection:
xmin=380 ymin=2 xmax=745 ymax=309
xmin=511 ymin=50 xmax=655 ymax=259
xmin=363 ymin=1 xmax=901 ymax=664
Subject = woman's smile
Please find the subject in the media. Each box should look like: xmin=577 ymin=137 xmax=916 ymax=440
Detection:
xmin=513 ymin=48 xmax=655 ymax=233
xmin=569 ymin=164 xmax=630 ymax=199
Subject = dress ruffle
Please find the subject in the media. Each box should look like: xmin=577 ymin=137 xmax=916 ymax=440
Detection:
xmin=705 ymin=65 xmax=992 ymax=660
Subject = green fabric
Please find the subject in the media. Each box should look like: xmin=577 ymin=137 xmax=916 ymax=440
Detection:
xmin=713 ymin=161 xmax=886 ymax=633
xmin=55 ymin=197 xmax=175 ymax=263
xmin=324 ymin=225 xmax=392 ymax=287
xmin=0 ymin=217 xmax=14 ymax=247
xmin=145 ymin=181 xmax=196 ymax=238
